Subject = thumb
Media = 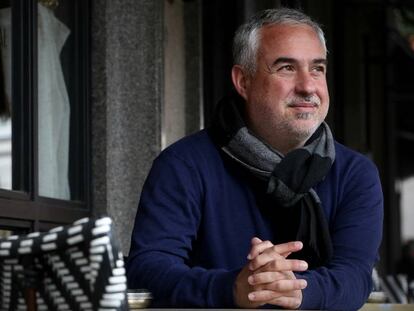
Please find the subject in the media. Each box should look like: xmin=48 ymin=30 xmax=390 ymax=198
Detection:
xmin=251 ymin=237 xmax=262 ymax=246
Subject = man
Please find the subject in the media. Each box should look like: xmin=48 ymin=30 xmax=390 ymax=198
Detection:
xmin=126 ymin=8 xmax=383 ymax=310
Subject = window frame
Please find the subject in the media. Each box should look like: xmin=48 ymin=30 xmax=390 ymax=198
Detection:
xmin=0 ymin=0 xmax=91 ymax=232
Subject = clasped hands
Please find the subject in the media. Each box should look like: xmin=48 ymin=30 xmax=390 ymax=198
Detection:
xmin=234 ymin=237 xmax=308 ymax=309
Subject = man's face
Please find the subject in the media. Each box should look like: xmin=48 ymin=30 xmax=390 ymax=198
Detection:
xmin=238 ymin=24 xmax=329 ymax=150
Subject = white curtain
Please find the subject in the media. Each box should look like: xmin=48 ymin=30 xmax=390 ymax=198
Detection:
xmin=37 ymin=4 xmax=71 ymax=199
xmin=0 ymin=8 xmax=11 ymax=190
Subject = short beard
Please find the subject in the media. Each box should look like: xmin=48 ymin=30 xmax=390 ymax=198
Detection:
xmin=286 ymin=95 xmax=322 ymax=139
xmin=296 ymin=112 xmax=314 ymax=120
xmin=277 ymin=116 xmax=321 ymax=145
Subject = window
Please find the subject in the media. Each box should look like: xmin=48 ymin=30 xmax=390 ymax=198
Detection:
xmin=0 ymin=0 xmax=90 ymax=232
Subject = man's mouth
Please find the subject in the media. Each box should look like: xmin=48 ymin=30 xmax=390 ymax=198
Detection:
xmin=288 ymin=102 xmax=319 ymax=111
xmin=289 ymin=102 xmax=318 ymax=107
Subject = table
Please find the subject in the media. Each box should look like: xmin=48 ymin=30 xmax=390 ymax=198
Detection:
xmin=359 ymin=304 xmax=414 ymax=311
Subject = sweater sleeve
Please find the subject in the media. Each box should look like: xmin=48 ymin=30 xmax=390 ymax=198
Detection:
xmin=298 ymin=157 xmax=384 ymax=311
xmin=126 ymin=151 xmax=239 ymax=307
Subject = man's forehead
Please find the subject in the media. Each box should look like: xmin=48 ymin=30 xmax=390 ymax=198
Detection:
xmin=257 ymin=24 xmax=326 ymax=57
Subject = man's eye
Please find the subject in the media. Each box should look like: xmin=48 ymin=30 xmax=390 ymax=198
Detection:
xmin=278 ymin=65 xmax=295 ymax=72
xmin=312 ymin=66 xmax=326 ymax=73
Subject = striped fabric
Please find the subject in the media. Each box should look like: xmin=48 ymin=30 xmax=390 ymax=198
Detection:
xmin=379 ymin=274 xmax=414 ymax=303
xmin=0 ymin=217 xmax=128 ymax=311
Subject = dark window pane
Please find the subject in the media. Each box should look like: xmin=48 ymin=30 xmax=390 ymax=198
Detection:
xmin=0 ymin=2 xmax=12 ymax=190
xmin=0 ymin=228 xmax=12 ymax=238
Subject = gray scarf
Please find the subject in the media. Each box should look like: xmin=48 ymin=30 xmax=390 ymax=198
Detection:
xmin=210 ymin=93 xmax=335 ymax=267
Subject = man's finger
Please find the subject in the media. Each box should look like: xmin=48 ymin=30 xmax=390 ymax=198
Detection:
xmin=268 ymin=296 xmax=303 ymax=309
xmin=251 ymin=237 xmax=262 ymax=245
xmin=248 ymin=289 xmax=281 ymax=303
xmin=267 ymin=258 xmax=308 ymax=272
xmin=247 ymin=239 xmax=274 ymax=260
xmin=271 ymin=279 xmax=307 ymax=292
xmin=250 ymin=275 xmax=307 ymax=292
xmin=250 ymin=256 xmax=308 ymax=272
xmin=248 ymin=290 xmax=303 ymax=309
xmin=248 ymin=271 xmax=307 ymax=288
xmin=249 ymin=251 xmax=283 ymax=270
xmin=248 ymin=271 xmax=283 ymax=285
xmin=272 ymin=241 xmax=303 ymax=255
xmin=248 ymin=240 xmax=303 ymax=260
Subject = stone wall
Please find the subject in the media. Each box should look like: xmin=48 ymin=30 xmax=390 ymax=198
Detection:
xmin=91 ymin=0 xmax=164 ymax=255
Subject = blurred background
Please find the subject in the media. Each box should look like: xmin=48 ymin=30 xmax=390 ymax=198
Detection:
xmin=0 ymin=0 xmax=413 ymax=283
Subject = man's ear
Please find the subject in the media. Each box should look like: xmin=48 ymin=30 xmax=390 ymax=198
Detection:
xmin=231 ymin=65 xmax=250 ymax=100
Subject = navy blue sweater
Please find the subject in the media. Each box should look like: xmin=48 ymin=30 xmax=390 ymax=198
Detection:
xmin=126 ymin=130 xmax=383 ymax=310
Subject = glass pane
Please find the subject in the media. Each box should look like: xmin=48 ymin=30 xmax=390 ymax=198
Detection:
xmin=0 ymin=1 xmax=12 ymax=190
xmin=0 ymin=228 xmax=12 ymax=238
xmin=0 ymin=225 xmax=28 ymax=237
xmin=393 ymin=6 xmax=414 ymax=245
xmin=401 ymin=177 xmax=414 ymax=241
xmin=37 ymin=0 xmax=84 ymax=200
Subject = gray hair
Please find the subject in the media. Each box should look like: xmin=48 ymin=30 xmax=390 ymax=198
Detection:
xmin=233 ymin=8 xmax=327 ymax=74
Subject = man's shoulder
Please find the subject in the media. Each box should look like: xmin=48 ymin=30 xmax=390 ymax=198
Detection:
xmin=333 ymin=140 xmax=378 ymax=173
xmin=163 ymin=129 xmax=215 ymax=153
xmin=157 ymin=129 xmax=220 ymax=165
xmin=334 ymin=141 xmax=370 ymax=160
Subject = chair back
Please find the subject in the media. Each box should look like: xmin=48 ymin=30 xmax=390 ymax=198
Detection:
xmin=0 ymin=216 xmax=128 ymax=311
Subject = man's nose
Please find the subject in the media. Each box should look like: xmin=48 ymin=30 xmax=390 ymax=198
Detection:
xmin=295 ymin=71 xmax=317 ymax=95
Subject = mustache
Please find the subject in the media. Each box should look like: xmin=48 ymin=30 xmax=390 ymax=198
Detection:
xmin=287 ymin=95 xmax=321 ymax=107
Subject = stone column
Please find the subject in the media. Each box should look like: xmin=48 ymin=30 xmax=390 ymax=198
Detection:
xmin=91 ymin=0 xmax=164 ymax=255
